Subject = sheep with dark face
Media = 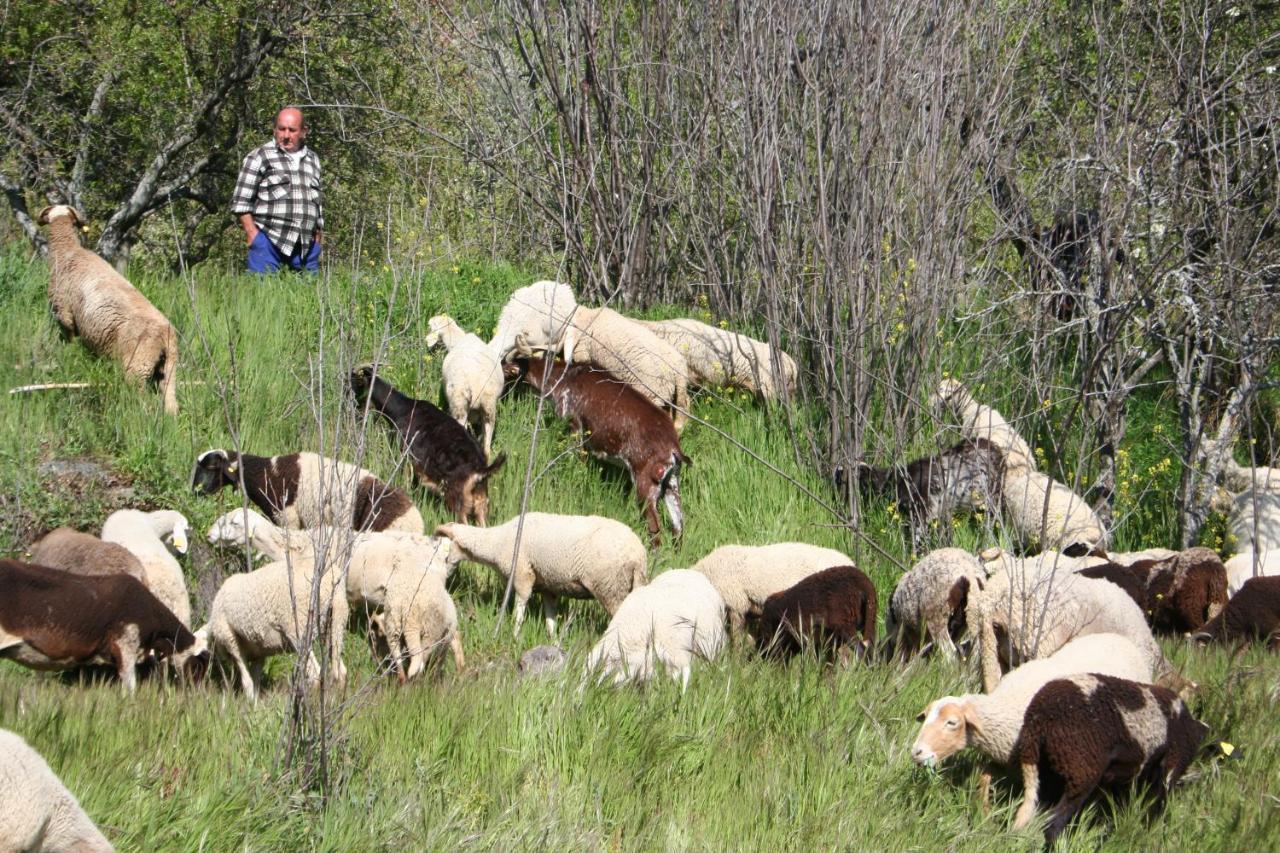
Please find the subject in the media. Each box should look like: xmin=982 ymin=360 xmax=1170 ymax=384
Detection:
xmin=349 ymin=365 xmax=505 ymax=526
xmin=1012 ymin=674 xmax=1208 ymax=842
xmin=835 ymin=438 xmax=1004 ymax=549
xmin=1191 ymin=576 xmax=1280 ymax=650
xmin=755 ymin=565 xmax=877 ymax=663
xmin=191 ymin=448 xmax=424 ymax=534
xmin=511 ymin=356 xmax=690 ymax=545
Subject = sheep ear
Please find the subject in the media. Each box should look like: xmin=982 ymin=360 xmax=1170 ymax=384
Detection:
xmin=962 ymin=702 xmax=983 ymax=733
xmin=915 ymin=708 xmax=928 ymax=723
xmin=37 ymin=206 xmax=54 ymax=225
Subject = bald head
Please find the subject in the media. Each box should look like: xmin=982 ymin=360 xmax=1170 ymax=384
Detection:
xmin=273 ymin=107 xmax=308 ymax=153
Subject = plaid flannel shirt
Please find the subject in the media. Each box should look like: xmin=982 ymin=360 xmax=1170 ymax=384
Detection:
xmin=230 ymin=141 xmax=324 ymax=255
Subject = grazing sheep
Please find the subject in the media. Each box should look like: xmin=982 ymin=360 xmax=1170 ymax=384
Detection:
xmin=38 ymin=204 xmax=179 ymax=414
xmin=835 ymin=438 xmax=1005 ymax=548
xmin=1012 ymin=674 xmax=1207 ymax=841
xmin=885 ymin=547 xmax=987 ymax=661
xmin=635 ymin=317 xmax=798 ymax=401
xmin=1222 ymin=487 xmax=1280 ymax=554
xmin=367 ymin=564 xmax=464 ymax=682
xmin=973 ymin=551 xmax=1176 ymax=693
xmin=911 ymin=633 xmax=1154 ymax=805
xmin=426 ymin=314 xmax=504 ymax=458
xmin=205 ymin=507 xmax=452 ymax=607
xmin=1079 ymin=548 xmax=1228 ymax=634
xmin=100 ymin=509 xmax=191 ymax=627
xmin=1001 ymin=467 xmax=1109 ymax=556
xmin=755 ymin=565 xmax=877 ymax=663
xmin=512 ymin=357 xmax=690 ymax=544
xmin=29 ymin=527 xmax=146 ymax=582
xmin=435 ymin=513 xmax=649 ymax=638
xmin=0 ymin=560 xmax=208 ymax=692
xmin=585 ymin=569 xmax=726 ymax=691
xmin=932 ymin=379 xmax=1034 ymax=471
xmin=559 ymin=305 xmax=691 ymax=431
xmin=0 ymin=728 xmax=113 ymax=852
xmin=691 ymin=542 xmax=855 ymax=638
xmin=349 ymin=366 xmax=505 ymax=526
xmin=200 ymin=557 xmax=349 ymax=702
xmin=1224 ymin=549 xmax=1280 ymax=596
xmin=489 ymin=280 xmax=579 ymax=362
xmin=1191 ymin=576 xmax=1280 ymax=650
xmin=190 ymin=448 xmax=425 ymax=534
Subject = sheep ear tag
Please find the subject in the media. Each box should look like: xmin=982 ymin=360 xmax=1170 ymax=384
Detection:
xmin=171 ymin=529 xmax=189 ymax=554
xmin=227 ymin=462 xmax=239 ymax=476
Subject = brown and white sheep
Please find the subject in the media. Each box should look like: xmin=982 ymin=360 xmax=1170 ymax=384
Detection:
xmin=1078 ymin=547 xmax=1228 ymax=634
xmin=38 ymin=205 xmax=179 ymax=414
xmin=1012 ymin=674 xmax=1207 ymax=841
xmin=885 ymin=547 xmax=987 ymax=661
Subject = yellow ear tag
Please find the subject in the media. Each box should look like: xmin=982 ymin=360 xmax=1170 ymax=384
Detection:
xmin=227 ymin=462 xmax=238 ymax=475
xmin=1220 ymin=742 xmax=1235 ymax=756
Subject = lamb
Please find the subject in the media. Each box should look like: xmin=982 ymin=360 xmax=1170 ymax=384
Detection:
xmin=1012 ymin=674 xmax=1207 ymax=841
xmin=1078 ymin=547 xmax=1228 ymax=634
xmin=1000 ymin=467 xmax=1109 ymax=556
xmin=426 ymin=314 xmax=504 ymax=459
xmin=488 ymin=280 xmax=579 ymax=361
xmin=29 ymin=527 xmax=146 ymax=582
xmin=691 ymin=542 xmax=855 ymax=638
xmin=190 ymin=448 xmax=425 ymax=534
xmin=38 ymin=204 xmax=179 ymax=414
xmin=100 ymin=509 xmax=192 ymax=627
xmin=1224 ymin=549 xmax=1280 ymax=595
xmin=511 ymin=357 xmax=690 ymax=544
xmin=635 ymin=317 xmax=798 ymax=401
xmin=973 ymin=551 xmax=1177 ymax=693
xmin=366 ymin=563 xmax=464 ymax=681
xmin=585 ymin=569 xmax=726 ymax=691
xmin=755 ymin=565 xmax=877 ymax=663
xmin=911 ymin=632 xmax=1154 ymax=804
xmin=349 ymin=365 xmax=505 ymax=526
xmin=559 ymin=305 xmax=691 ymax=431
xmin=0 ymin=728 xmax=114 ymax=852
xmin=1191 ymin=576 xmax=1280 ymax=650
xmin=200 ymin=557 xmax=349 ymax=701
xmin=835 ymin=438 xmax=1005 ymax=548
xmin=884 ymin=547 xmax=987 ymax=661
xmin=932 ymin=379 xmax=1034 ymax=471
xmin=435 ymin=512 xmax=648 ymax=638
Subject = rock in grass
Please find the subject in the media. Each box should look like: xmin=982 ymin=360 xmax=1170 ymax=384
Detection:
xmin=519 ymin=645 xmax=566 ymax=677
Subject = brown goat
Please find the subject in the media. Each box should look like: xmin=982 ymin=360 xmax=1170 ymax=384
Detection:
xmin=511 ymin=357 xmax=690 ymax=545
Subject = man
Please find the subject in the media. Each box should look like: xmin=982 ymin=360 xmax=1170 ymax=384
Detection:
xmin=231 ymin=106 xmax=324 ymax=273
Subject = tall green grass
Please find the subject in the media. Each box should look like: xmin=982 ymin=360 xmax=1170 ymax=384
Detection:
xmin=0 ymin=254 xmax=1275 ymax=851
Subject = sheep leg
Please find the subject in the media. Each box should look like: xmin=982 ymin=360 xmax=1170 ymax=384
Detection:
xmin=976 ymin=766 xmax=994 ymax=813
xmin=234 ymin=654 xmax=259 ymax=703
xmin=727 ymin=609 xmax=748 ymax=642
xmin=511 ymin=556 xmax=536 ymax=638
xmin=450 ymin=630 xmax=466 ymax=671
xmin=638 ymin=482 xmax=663 ymax=547
xmin=483 ymin=419 xmax=495 ymax=462
xmin=541 ymin=594 xmax=560 ymax=640
xmin=1011 ymin=761 xmax=1041 ymax=830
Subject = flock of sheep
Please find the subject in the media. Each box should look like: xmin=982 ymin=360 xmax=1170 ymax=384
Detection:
xmin=2 ymin=206 xmax=1278 ymax=848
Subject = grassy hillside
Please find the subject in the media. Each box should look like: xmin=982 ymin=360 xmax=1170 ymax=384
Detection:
xmin=0 ymin=254 xmax=1275 ymax=851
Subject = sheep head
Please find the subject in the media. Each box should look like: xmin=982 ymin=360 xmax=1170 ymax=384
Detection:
xmin=910 ymin=697 xmax=979 ymax=767
xmin=36 ymin=204 xmax=86 ymax=226
xmin=425 ymin=315 xmax=455 ymax=349
xmin=191 ymin=448 xmax=238 ymax=494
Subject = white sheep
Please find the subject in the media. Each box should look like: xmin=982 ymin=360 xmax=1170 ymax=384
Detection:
xmin=973 ymin=550 xmax=1173 ymax=693
xmin=367 ymin=563 xmax=464 ymax=682
xmin=1224 ymin=549 xmax=1280 ymax=596
xmin=932 ymin=379 xmax=1034 ymax=471
xmin=910 ymin=632 xmax=1153 ymax=805
xmin=434 ymin=513 xmax=649 ymax=638
xmin=585 ymin=569 xmax=727 ymax=691
xmin=635 ymin=317 xmax=798 ymax=401
xmin=489 ymin=280 xmax=579 ymax=361
xmin=560 ymin=305 xmax=691 ymax=431
xmin=199 ymin=556 xmax=349 ymax=702
xmin=207 ymin=507 xmax=451 ymax=602
xmin=1000 ymin=467 xmax=1109 ymax=555
xmin=1221 ymin=456 xmax=1280 ymax=493
xmin=28 ymin=527 xmax=146 ymax=581
xmin=885 ymin=547 xmax=988 ymax=660
xmin=1222 ymin=487 xmax=1280 ymax=554
xmin=426 ymin=314 xmax=504 ymax=458
xmin=38 ymin=204 xmax=179 ymax=414
xmin=1083 ymin=547 xmax=1179 ymax=567
xmin=0 ymin=728 xmax=113 ymax=852
xmin=100 ymin=508 xmax=191 ymax=627
xmin=691 ymin=542 xmax=855 ymax=638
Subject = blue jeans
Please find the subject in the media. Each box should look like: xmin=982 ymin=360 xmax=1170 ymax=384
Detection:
xmin=246 ymin=231 xmax=321 ymax=273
